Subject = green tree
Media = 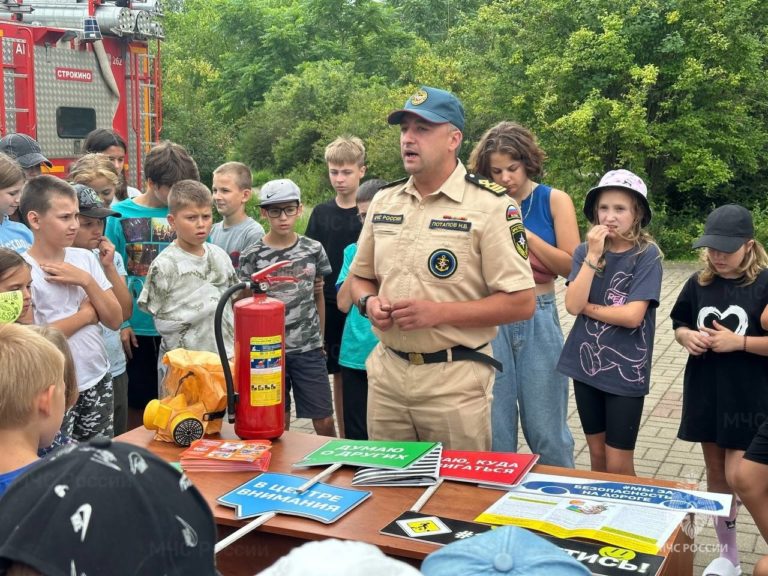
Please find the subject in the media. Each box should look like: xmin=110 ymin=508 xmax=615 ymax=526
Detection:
xmin=451 ymin=0 xmax=768 ymax=213
xmin=159 ymin=0 xmax=768 ymax=258
xmin=236 ymin=61 xmax=406 ymax=203
xmin=207 ymin=0 xmax=413 ymax=120
xmin=388 ymin=0 xmax=486 ymax=43
xmin=161 ymin=0 xmax=232 ymax=181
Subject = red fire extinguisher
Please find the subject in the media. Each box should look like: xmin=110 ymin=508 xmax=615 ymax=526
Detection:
xmin=214 ymin=260 xmax=294 ymax=440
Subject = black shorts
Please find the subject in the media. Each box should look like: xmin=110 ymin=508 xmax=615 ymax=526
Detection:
xmin=573 ymin=381 xmax=644 ymax=450
xmin=340 ymin=366 xmax=369 ymax=440
xmin=322 ymin=299 xmax=346 ymax=374
xmin=744 ymin=418 xmax=768 ymax=466
xmin=284 ymin=348 xmax=333 ymax=420
xmin=126 ymin=335 xmax=161 ymax=410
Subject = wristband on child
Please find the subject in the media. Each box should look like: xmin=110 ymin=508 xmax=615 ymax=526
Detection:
xmin=584 ymin=258 xmax=604 ymax=274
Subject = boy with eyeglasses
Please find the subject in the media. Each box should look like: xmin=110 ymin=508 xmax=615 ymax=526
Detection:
xmin=239 ymin=179 xmax=336 ymax=437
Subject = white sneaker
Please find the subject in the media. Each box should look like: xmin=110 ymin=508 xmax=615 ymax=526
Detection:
xmin=702 ymin=557 xmax=742 ymax=576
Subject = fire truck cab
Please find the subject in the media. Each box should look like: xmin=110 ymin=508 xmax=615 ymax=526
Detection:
xmin=0 ymin=0 xmax=163 ymax=188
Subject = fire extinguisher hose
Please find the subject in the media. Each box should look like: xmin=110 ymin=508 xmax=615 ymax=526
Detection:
xmin=214 ymin=281 xmax=247 ymax=423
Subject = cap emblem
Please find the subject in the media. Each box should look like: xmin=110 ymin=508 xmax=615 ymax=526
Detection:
xmin=410 ymin=89 xmax=428 ymax=106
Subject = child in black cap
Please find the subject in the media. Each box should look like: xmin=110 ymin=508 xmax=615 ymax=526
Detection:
xmin=671 ymin=204 xmax=768 ymax=576
xmin=0 ymin=438 xmax=219 ymax=576
xmin=0 ymin=133 xmax=51 ymax=179
xmin=71 ymin=183 xmax=133 ymax=436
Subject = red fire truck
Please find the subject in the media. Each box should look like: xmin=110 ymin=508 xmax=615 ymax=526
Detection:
xmin=0 ymin=0 xmax=162 ymax=187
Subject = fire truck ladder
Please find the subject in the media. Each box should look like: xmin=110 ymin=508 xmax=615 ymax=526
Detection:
xmin=0 ymin=26 xmax=35 ymax=137
xmin=130 ymin=46 xmax=161 ymax=186
xmin=130 ymin=48 xmax=161 ymax=153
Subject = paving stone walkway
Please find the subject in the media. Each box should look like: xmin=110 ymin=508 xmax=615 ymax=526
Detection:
xmin=290 ymin=261 xmax=767 ymax=575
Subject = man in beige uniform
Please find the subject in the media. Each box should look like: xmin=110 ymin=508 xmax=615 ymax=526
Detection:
xmin=350 ymin=86 xmax=535 ymax=450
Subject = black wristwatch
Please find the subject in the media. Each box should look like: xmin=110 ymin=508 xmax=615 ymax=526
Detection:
xmin=357 ymin=294 xmax=376 ymax=318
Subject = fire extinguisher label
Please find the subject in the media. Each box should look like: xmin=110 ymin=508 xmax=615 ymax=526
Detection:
xmin=249 ymin=336 xmax=283 ymax=407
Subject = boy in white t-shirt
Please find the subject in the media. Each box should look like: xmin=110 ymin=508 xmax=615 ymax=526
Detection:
xmin=20 ymin=176 xmax=122 ymax=440
xmin=138 ymin=180 xmax=238 ymax=387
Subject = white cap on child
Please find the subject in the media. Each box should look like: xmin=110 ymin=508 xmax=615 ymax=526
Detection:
xmin=259 ymin=179 xmax=301 ymax=206
xmin=255 ymin=539 xmax=422 ymax=576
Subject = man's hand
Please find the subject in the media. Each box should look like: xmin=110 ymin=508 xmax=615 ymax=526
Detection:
xmin=701 ymin=321 xmax=742 ymax=353
xmin=98 ymin=237 xmax=117 ymax=269
xmin=390 ymin=299 xmax=441 ymax=331
xmin=121 ymin=326 xmax=139 ymax=359
xmin=40 ymin=262 xmax=93 ymax=288
xmin=367 ymin=295 xmax=394 ymax=331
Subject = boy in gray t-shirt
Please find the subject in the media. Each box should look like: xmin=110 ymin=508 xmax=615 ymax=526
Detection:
xmin=239 ymin=179 xmax=335 ymax=438
xmin=210 ymin=162 xmax=264 ymax=271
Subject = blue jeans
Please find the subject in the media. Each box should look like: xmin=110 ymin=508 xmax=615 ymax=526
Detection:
xmin=491 ymin=292 xmax=575 ymax=467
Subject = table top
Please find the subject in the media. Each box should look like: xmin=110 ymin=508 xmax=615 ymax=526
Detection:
xmin=118 ymin=426 xmax=693 ymax=561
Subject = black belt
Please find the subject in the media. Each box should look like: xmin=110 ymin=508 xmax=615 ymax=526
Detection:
xmin=389 ymin=345 xmax=503 ymax=372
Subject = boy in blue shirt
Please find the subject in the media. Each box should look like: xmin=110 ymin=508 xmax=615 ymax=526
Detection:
xmin=105 ymin=141 xmax=199 ymax=428
xmin=335 ymin=179 xmax=385 ymax=440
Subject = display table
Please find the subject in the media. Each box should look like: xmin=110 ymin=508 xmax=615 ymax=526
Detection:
xmin=118 ymin=426 xmax=694 ymax=575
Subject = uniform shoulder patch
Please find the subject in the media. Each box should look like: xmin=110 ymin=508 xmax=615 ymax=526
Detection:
xmin=465 ymin=173 xmax=507 ymax=196
xmin=379 ymin=176 xmax=409 ymax=190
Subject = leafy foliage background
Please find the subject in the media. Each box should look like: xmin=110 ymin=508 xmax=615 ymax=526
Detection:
xmin=161 ymin=0 xmax=768 ymax=257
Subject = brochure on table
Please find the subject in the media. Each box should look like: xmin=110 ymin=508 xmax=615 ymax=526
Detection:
xmin=217 ymin=472 xmax=371 ymax=523
xmin=514 ymin=472 xmax=731 ymax=516
xmin=475 ymin=490 xmax=685 ymax=554
xmin=440 ymin=449 xmax=538 ymax=488
xmin=352 ymin=444 xmax=442 ymax=487
xmin=294 ymin=439 xmax=438 ymax=470
xmin=180 ymin=438 xmax=272 ymax=472
xmin=380 ymin=511 xmax=665 ymax=576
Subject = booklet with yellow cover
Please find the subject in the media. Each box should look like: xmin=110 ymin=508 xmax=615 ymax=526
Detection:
xmin=475 ymin=490 xmax=686 ymax=555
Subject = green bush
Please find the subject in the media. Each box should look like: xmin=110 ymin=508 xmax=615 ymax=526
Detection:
xmin=749 ymin=204 xmax=768 ymax=252
xmin=646 ymin=203 xmax=699 ymax=260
